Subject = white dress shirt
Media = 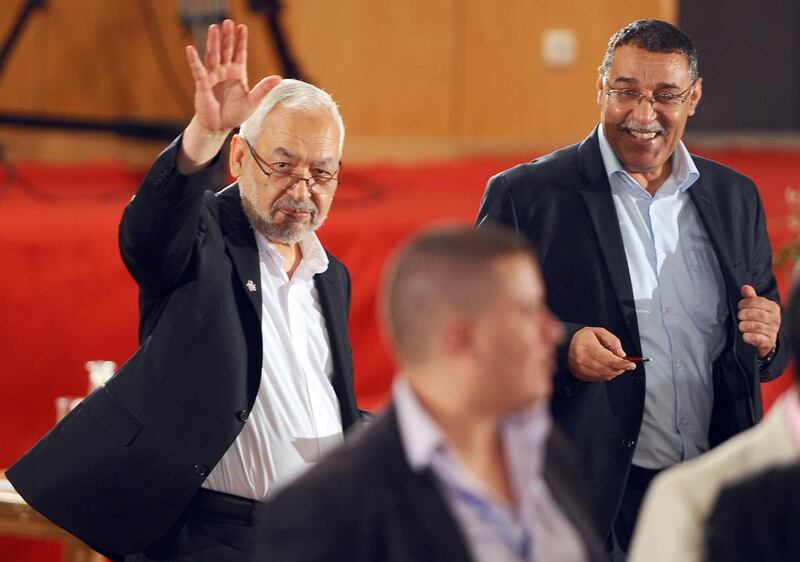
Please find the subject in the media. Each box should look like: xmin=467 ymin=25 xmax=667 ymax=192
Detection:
xmin=202 ymin=231 xmax=343 ymax=500
xmin=394 ymin=378 xmax=587 ymax=562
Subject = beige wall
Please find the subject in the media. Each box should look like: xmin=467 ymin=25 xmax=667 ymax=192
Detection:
xmin=0 ymin=0 xmax=675 ymax=163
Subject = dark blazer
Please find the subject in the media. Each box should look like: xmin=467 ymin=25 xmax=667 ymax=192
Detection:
xmin=476 ymin=128 xmax=788 ymax=540
xmin=255 ymin=406 xmax=607 ymax=562
xmin=7 ymin=137 xmax=359 ymax=556
xmin=704 ymin=459 xmax=800 ymax=562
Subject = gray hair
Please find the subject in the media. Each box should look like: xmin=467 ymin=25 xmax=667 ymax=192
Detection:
xmin=238 ymin=78 xmax=345 ymax=156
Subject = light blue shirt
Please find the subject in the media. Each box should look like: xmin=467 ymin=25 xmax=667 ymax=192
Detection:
xmin=393 ymin=378 xmax=587 ymax=562
xmin=597 ymin=125 xmax=728 ymax=469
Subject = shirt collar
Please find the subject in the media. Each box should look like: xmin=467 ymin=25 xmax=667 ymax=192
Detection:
xmin=254 ymin=230 xmax=329 ymax=279
xmin=393 ymin=376 xmax=552 ymax=475
xmin=596 ymin=123 xmax=700 ymax=195
xmin=393 ymin=376 xmax=446 ymax=472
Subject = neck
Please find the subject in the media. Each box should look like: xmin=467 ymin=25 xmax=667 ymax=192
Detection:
xmin=627 ymin=157 xmax=673 ymax=196
xmin=408 ymin=374 xmax=515 ymax=503
xmin=269 ymin=240 xmax=302 ymax=278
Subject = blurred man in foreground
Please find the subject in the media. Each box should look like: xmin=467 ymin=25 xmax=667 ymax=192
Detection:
xmin=255 ymin=225 xmax=606 ymax=561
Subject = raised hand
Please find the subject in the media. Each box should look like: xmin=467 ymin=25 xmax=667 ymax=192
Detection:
xmin=186 ymin=19 xmax=280 ymax=133
xmin=567 ymin=326 xmax=637 ymax=382
xmin=180 ymin=19 xmax=281 ymax=172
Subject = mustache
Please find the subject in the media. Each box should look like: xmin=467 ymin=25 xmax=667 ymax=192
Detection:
xmin=271 ymin=195 xmax=318 ymax=215
xmin=619 ymin=119 xmax=666 ymax=135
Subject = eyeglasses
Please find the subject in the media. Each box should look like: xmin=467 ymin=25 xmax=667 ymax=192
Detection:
xmin=244 ymin=140 xmax=340 ymax=195
xmin=606 ymin=80 xmax=696 ymax=110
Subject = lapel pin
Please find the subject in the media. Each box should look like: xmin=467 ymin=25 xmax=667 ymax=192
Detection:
xmin=246 ymin=280 xmax=257 ymax=292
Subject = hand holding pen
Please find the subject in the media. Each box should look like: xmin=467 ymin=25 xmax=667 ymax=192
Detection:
xmin=567 ymin=327 xmax=649 ymax=382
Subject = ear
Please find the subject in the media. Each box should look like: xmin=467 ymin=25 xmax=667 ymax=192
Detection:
xmin=229 ymin=134 xmax=247 ymax=178
xmin=596 ymin=66 xmax=606 ymax=106
xmin=441 ymin=316 xmax=476 ymax=358
xmin=687 ymin=77 xmax=703 ymax=117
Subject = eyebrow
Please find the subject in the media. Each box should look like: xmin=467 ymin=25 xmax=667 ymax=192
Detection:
xmin=270 ymin=147 xmax=296 ymax=160
xmin=270 ymin=147 xmax=337 ymax=167
xmin=610 ymin=76 xmax=684 ymax=90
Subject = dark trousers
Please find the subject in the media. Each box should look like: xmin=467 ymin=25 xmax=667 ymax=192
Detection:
xmin=611 ymin=465 xmax=662 ymax=562
xmin=125 ymin=488 xmax=261 ymax=562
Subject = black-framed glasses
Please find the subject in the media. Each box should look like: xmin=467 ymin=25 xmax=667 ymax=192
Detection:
xmin=606 ymin=80 xmax=697 ymax=110
xmin=244 ymin=140 xmax=340 ymax=195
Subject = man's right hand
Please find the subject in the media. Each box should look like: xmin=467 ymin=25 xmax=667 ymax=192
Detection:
xmin=567 ymin=327 xmax=636 ymax=382
xmin=179 ymin=19 xmax=282 ymax=173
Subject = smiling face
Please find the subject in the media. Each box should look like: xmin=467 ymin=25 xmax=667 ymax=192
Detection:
xmin=597 ymin=45 xmax=702 ymax=187
xmin=231 ymin=104 xmax=341 ymax=245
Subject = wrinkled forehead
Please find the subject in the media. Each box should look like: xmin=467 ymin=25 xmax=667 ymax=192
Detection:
xmin=606 ymin=46 xmax=692 ymax=86
xmin=255 ymin=105 xmax=342 ymax=162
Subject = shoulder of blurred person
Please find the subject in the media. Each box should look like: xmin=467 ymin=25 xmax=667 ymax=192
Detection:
xmin=254 ymin=406 xmax=473 ymax=562
xmin=702 ymin=459 xmax=800 ymax=562
xmin=628 ymin=392 xmax=799 ymax=562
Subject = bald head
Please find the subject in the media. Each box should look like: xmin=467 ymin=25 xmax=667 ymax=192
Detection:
xmin=381 ymin=225 xmax=538 ymax=366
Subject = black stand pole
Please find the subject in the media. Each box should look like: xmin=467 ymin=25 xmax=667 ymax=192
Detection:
xmin=249 ymin=0 xmax=307 ymax=81
xmin=0 ymin=0 xmax=46 ymax=78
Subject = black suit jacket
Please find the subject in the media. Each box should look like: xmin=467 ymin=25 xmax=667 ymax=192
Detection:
xmin=255 ymin=405 xmax=607 ymax=562
xmin=704 ymin=459 xmax=800 ymax=562
xmin=7 ymin=137 xmax=359 ymax=556
xmin=476 ymin=128 xmax=788 ymax=540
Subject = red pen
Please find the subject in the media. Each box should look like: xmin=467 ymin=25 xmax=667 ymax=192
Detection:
xmin=623 ymin=356 xmax=651 ymax=363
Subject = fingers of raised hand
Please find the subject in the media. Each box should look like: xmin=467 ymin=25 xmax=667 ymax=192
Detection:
xmin=248 ymin=75 xmax=282 ymax=106
xmin=185 ymin=45 xmax=209 ymax=85
xmin=221 ymin=20 xmax=236 ymax=63
xmin=204 ymin=23 xmax=221 ymax=70
xmin=233 ymin=23 xmax=248 ymax=68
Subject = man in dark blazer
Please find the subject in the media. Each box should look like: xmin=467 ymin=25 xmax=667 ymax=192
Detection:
xmin=8 ymin=20 xmax=359 ymax=561
xmin=476 ymin=19 xmax=787 ymax=558
xmin=256 ymin=226 xmax=607 ymax=562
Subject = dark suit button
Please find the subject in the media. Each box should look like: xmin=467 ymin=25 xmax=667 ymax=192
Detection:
xmin=237 ymin=409 xmax=249 ymax=422
xmin=622 ymin=439 xmax=636 ymax=449
xmin=194 ymin=464 xmax=209 ymax=476
xmin=632 ymin=374 xmax=643 ymax=384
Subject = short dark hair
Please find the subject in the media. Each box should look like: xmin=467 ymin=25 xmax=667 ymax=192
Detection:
xmin=381 ymin=224 xmax=537 ymax=364
xmin=602 ymin=19 xmax=699 ymax=80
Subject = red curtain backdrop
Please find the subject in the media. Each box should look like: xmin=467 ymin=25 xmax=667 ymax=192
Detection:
xmin=1 ymin=146 xmax=797 ymax=558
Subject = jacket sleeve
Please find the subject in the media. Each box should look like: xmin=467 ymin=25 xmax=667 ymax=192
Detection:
xmin=746 ymin=181 xmax=789 ymax=381
xmin=118 ymin=135 xmax=222 ymax=297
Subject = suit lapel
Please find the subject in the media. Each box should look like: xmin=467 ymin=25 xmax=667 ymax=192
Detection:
xmin=379 ymin=408 xmax=474 ymax=561
xmin=315 ymin=267 xmax=358 ymax=429
xmin=217 ymin=183 xmax=262 ymax=320
xmin=689 ymin=180 xmax=743 ymax=291
xmin=577 ymin=132 xmax=640 ymax=345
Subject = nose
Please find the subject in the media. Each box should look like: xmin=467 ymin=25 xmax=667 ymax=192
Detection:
xmin=284 ymin=175 xmax=313 ymax=199
xmin=631 ymin=95 xmax=657 ymax=121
